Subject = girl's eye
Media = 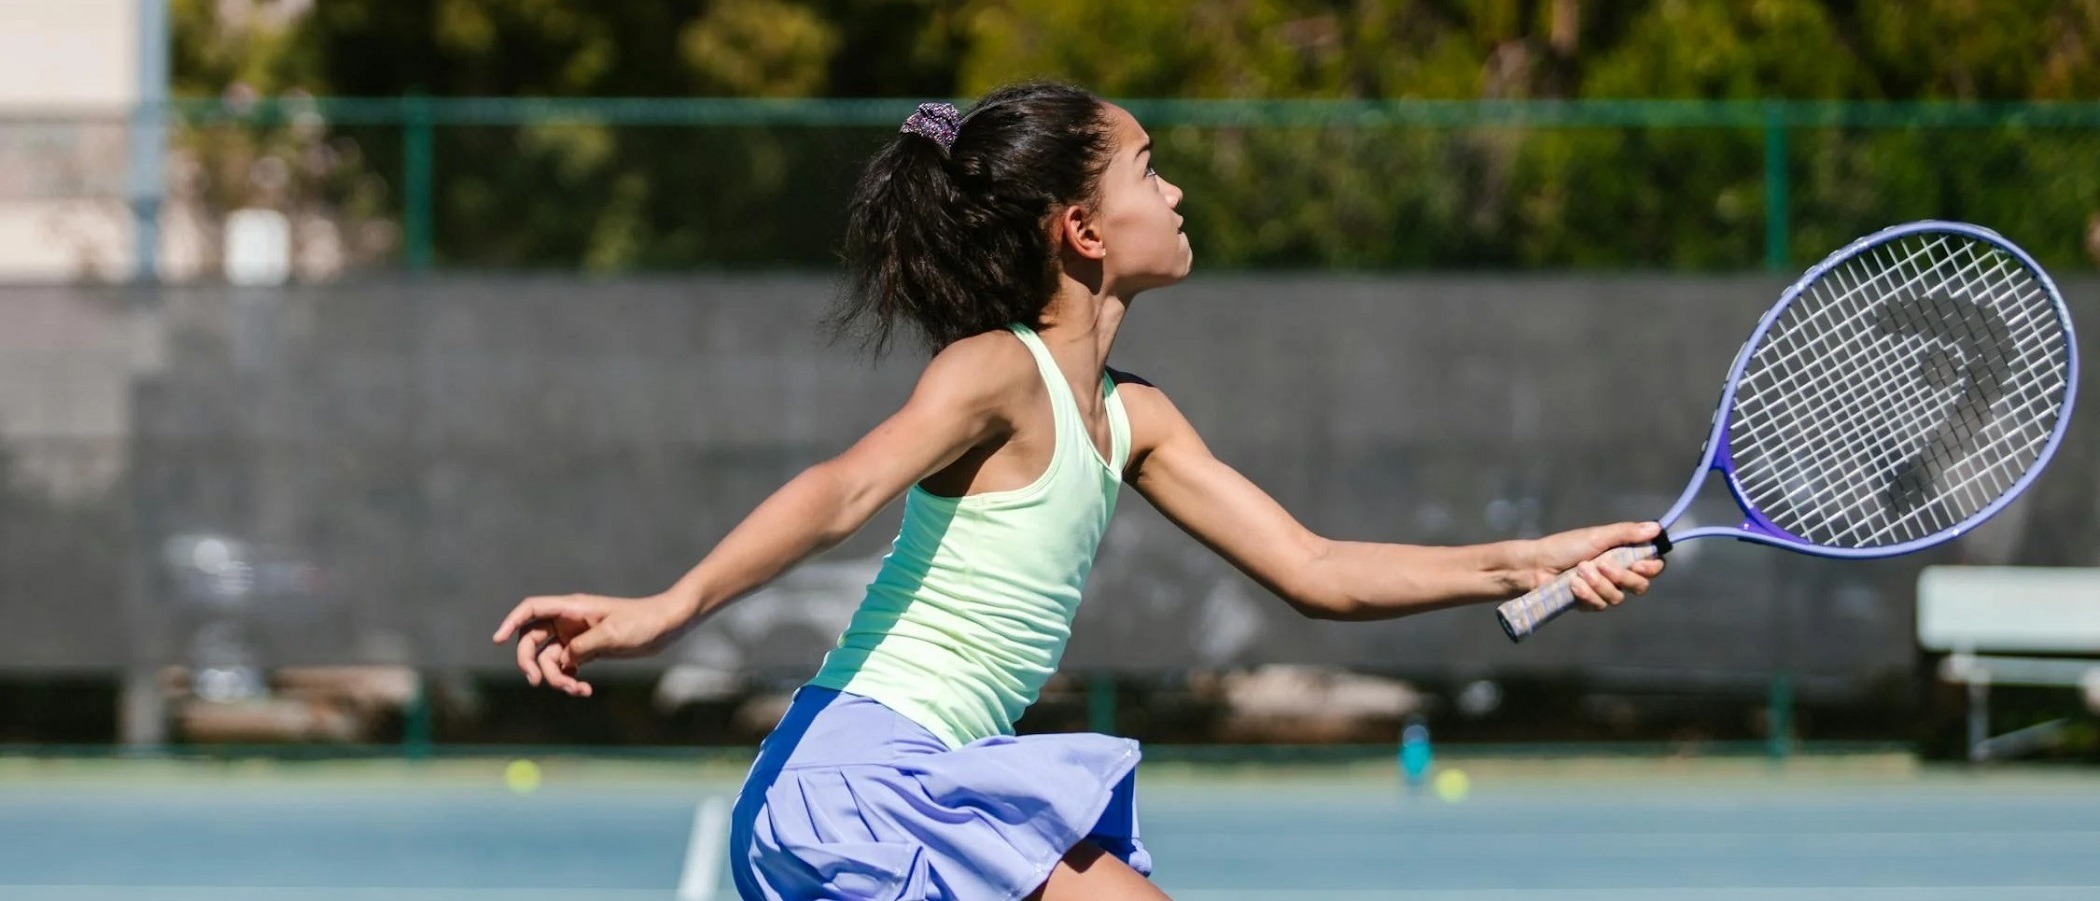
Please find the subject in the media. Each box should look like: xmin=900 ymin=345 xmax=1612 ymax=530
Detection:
xmin=1145 ymin=167 xmax=1157 ymax=179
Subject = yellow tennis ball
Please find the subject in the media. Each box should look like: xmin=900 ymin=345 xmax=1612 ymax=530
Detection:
xmin=504 ymin=759 xmax=543 ymax=794
xmin=1434 ymin=768 xmax=1470 ymax=803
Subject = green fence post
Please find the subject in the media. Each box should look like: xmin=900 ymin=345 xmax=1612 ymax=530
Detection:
xmin=1087 ymin=673 xmax=1117 ymax=734
xmin=403 ymin=671 xmax=434 ymax=760
xmin=1763 ymin=102 xmax=1791 ymax=273
xmin=403 ymin=94 xmax=434 ymax=271
xmin=1767 ymin=671 xmax=1794 ymax=762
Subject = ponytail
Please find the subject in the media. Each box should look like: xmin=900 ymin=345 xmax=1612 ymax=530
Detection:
xmin=832 ymin=83 xmax=1114 ymax=356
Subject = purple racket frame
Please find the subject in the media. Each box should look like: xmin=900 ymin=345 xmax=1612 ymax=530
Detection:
xmin=1498 ymin=220 xmax=2079 ymax=642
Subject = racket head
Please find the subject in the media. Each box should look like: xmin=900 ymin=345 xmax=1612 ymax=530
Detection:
xmin=1675 ymin=221 xmax=2078 ymax=557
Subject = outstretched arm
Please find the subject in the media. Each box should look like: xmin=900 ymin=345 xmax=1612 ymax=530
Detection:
xmin=1116 ymin=376 xmax=1662 ymax=622
xmin=492 ymin=337 xmax=1030 ymax=693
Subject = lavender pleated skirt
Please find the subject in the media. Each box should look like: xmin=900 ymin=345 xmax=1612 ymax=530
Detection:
xmin=728 ymin=687 xmax=1150 ymax=900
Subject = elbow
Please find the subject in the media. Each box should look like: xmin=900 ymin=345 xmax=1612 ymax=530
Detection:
xmin=804 ymin=462 xmax=873 ymax=547
xmin=1290 ymin=598 xmax=1344 ymax=621
xmin=1278 ymin=564 xmax=1362 ymax=621
xmin=812 ymin=520 xmax=858 ymax=551
xmin=1278 ymin=539 xmax=1360 ymax=621
xmin=1290 ymin=591 xmax=1363 ymax=622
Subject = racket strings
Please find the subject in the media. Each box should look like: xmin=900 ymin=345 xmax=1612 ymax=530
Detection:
xmin=1734 ymin=240 xmax=1975 ymax=517
xmin=1741 ymin=242 xmax=1967 ymax=473
xmin=1845 ymin=243 xmax=2063 ymax=545
xmin=1781 ymin=245 xmax=2057 ymax=545
xmin=1743 ymin=241 xmax=2060 ymax=545
xmin=1728 ymin=233 xmax=2070 ymax=548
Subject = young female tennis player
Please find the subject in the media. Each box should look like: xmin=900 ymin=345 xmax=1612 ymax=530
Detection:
xmin=492 ymin=82 xmax=1665 ymax=900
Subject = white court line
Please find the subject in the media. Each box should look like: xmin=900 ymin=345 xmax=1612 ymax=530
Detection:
xmin=677 ymin=794 xmax=733 ymax=901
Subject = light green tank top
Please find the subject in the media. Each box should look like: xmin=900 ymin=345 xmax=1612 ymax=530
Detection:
xmin=807 ymin=323 xmax=1130 ymax=748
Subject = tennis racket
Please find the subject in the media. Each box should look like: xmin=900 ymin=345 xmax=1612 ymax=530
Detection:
xmin=1498 ymin=220 xmax=2078 ymax=642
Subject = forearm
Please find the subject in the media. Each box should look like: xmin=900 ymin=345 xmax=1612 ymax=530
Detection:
xmin=1297 ymin=539 xmax=1534 ymax=622
xmin=659 ymin=462 xmax=874 ymax=624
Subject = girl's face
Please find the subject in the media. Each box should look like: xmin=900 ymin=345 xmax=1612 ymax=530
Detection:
xmin=1087 ymin=104 xmax=1191 ymax=294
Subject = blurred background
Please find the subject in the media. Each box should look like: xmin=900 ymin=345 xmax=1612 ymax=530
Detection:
xmin=5 ymin=3 xmax=2100 ymax=898
xmin=8 ymin=0 xmax=2100 ymax=758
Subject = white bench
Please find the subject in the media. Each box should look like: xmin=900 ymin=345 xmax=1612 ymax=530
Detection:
xmin=1917 ymin=566 xmax=2100 ymax=761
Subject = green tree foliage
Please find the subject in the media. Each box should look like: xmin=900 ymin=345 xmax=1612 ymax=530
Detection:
xmin=169 ymin=0 xmax=2100 ymax=271
xmin=1514 ymin=0 xmax=1866 ymax=267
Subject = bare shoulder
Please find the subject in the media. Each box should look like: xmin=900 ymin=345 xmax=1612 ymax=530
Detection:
xmin=1107 ymin=366 xmax=1156 ymax=390
xmin=1107 ymin=367 xmax=1201 ymax=465
xmin=911 ymin=329 xmax=1041 ymax=417
xmin=927 ymin=329 xmax=1037 ymax=387
xmin=1107 ymin=367 xmax=1178 ymax=419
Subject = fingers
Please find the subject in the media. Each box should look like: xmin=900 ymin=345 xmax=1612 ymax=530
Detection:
xmin=495 ymin=595 xmax=605 ymax=696
xmin=1575 ymin=555 xmax=1665 ymax=613
xmin=567 ymin=627 xmax=608 ymax=666
xmin=494 ymin=596 xmax=565 ymax=643
xmin=1598 ymin=558 xmax=1649 ymax=597
xmin=1567 ymin=564 xmax=1607 ymax=611
xmin=515 ymin=625 xmax=594 ymax=696
xmin=1570 ymin=561 xmax=1623 ymax=610
xmin=536 ymin=640 xmax=592 ymax=697
xmin=514 ymin=623 xmax=552 ymax=686
xmin=534 ymin=640 xmax=564 ymax=691
xmin=1603 ymin=520 xmax=1663 ymax=549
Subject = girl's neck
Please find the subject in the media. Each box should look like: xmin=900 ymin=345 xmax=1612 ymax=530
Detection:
xmin=1035 ymin=281 xmax=1128 ymax=374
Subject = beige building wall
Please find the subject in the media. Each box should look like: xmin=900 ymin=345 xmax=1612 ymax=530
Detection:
xmin=0 ymin=0 xmax=140 ymax=283
xmin=0 ymin=3 xmax=153 ymax=499
xmin=0 ymin=1 xmax=136 ymax=108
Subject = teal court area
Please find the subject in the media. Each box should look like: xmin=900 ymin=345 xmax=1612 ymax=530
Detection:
xmin=2 ymin=754 xmax=2096 ymax=900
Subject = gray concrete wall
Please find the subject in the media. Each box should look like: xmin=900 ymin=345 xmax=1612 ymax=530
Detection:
xmin=5 ymin=274 xmax=2095 ymax=699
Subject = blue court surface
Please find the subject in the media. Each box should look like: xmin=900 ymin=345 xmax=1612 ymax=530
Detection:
xmin=2 ymin=755 xmax=2096 ymax=900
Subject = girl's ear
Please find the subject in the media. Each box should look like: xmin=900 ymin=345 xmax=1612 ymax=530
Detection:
xmin=1056 ymin=203 xmax=1105 ymax=260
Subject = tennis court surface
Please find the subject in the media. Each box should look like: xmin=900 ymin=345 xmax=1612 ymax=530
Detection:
xmin=2 ymin=755 xmax=2096 ymax=900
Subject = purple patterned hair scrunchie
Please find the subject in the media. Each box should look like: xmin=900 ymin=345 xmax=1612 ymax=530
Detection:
xmin=901 ymin=101 xmax=961 ymax=150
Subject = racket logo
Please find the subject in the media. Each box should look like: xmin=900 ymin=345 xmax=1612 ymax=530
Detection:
xmin=1870 ymin=291 xmax=2016 ymax=519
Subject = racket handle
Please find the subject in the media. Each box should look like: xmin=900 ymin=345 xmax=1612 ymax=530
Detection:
xmin=1496 ymin=544 xmax=1662 ymax=643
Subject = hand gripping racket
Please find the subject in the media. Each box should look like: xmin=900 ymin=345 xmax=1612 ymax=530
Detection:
xmin=1498 ymin=221 xmax=2078 ymax=642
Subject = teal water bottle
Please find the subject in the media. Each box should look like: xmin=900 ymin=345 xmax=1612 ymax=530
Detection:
xmin=1399 ymin=715 xmax=1432 ymax=789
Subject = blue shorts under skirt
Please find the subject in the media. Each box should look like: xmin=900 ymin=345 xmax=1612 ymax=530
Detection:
xmin=728 ymin=687 xmax=1150 ymax=900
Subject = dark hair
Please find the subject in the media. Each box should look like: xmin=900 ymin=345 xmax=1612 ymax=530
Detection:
xmin=830 ymin=82 xmax=1116 ymax=356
